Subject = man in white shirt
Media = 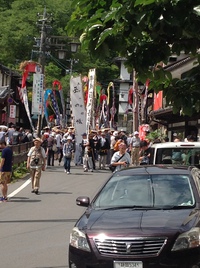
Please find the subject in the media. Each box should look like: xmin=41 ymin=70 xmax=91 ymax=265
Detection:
xmin=55 ymin=130 xmax=62 ymax=161
xmin=130 ymin=131 xmax=141 ymax=166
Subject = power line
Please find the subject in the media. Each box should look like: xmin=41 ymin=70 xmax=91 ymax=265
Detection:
xmin=48 ymin=54 xmax=68 ymax=70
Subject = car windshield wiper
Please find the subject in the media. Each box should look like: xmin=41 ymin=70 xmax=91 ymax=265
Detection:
xmin=96 ymin=206 xmax=155 ymax=210
xmin=95 ymin=205 xmax=194 ymax=210
xmin=161 ymin=205 xmax=193 ymax=209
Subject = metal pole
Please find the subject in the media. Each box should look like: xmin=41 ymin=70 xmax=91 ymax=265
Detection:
xmin=132 ymin=70 xmax=138 ymax=132
xmin=70 ymin=59 xmax=73 ymax=76
xmin=132 ymin=70 xmax=136 ymax=133
xmin=134 ymin=82 xmax=139 ymax=132
xmin=7 ymin=70 xmax=12 ymax=126
xmin=37 ymin=7 xmax=46 ymax=137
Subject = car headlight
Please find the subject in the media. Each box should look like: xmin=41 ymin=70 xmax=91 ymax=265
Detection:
xmin=172 ymin=227 xmax=200 ymax=251
xmin=69 ymin=227 xmax=91 ymax=252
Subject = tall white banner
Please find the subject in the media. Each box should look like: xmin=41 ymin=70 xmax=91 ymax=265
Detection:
xmin=70 ymin=76 xmax=86 ymax=145
xmin=86 ymin=69 xmax=96 ymax=134
xmin=70 ymin=76 xmax=86 ymax=165
xmin=32 ymin=73 xmax=44 ymax=115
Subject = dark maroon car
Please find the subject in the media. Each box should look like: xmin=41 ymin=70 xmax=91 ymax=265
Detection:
xmin=68 ymin=166 xmax=200 ymax=268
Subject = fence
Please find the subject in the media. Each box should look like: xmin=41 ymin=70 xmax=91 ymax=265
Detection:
xmin=0 ymin=142 xmax=34 ymax=165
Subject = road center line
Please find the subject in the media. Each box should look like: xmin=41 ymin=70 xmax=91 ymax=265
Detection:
xmin=8 ymin=178 xmax=31 ymax=198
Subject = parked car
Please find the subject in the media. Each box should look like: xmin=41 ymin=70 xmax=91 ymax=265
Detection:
xmin=149 ymin=142 xmax=200 ymax=168
xmin=69 ymin=165 xmax=200 ymax=268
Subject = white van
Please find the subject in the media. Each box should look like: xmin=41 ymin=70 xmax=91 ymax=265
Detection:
xmin=149 ymin=142 xmax=200 ymax=167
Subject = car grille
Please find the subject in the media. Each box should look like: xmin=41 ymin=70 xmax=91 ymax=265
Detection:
xmin=94 ymin=237 xmax=167 ymax=256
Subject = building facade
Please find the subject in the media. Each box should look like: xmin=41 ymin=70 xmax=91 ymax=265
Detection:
xmin=0 ymin=63 xmax=29 ymax=127
xmin=149 ymin=54 xmax=200 ymax=141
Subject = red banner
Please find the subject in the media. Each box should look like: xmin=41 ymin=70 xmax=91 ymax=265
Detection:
xmin=153 ymin=91 xmax=163 ymax=111
xmin=139 ymin=124 xmax=150 ymax=140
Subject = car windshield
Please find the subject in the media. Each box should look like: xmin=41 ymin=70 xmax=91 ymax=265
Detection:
xmin=93 ymin=174 xmax=195 ymax=208
xmin=156 ymin=148 xmax=200 ymax=165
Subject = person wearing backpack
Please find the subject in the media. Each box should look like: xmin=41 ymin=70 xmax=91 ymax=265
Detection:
xmin=27 ymin=138 xmax=46 ymax=194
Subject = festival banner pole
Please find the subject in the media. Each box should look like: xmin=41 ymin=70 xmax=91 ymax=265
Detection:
xmin=86 ymin=69 xmax=96 ymax=135
xmin=19 ymin=61 xmax=40 ymax=133
xmin=70 ymin=75 xmax=86 ymax=165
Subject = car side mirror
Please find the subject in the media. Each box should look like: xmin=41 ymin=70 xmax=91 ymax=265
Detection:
xmin=76 ymin=196 xmax=90 ymax=207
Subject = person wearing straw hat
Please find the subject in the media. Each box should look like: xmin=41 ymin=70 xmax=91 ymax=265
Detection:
xmin=27 ymin=138 xmax=46 ymax=194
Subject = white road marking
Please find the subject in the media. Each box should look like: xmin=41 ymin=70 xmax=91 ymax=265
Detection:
xmin=7 ymin=178 xmax=31 ymax=198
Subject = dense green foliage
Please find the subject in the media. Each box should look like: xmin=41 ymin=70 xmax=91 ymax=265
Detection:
xmin=0 ymin=0 xmax=74 ymax=65
xmin=12 ymin=162 xmax=28 ymax=181
xmin=0 ymin=0 xmax=119 ymax=95
xmin=68 ymin=0 xmax=200 ymax=115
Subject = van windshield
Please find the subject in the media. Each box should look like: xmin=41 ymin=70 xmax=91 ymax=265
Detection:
xmin=155 ymin=148 xmax=200 ymax=166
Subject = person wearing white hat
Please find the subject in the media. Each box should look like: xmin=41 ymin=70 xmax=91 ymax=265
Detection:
xmin=130 ymin=131 xmax=141 ymax=166
xmin=113 ymin=131 xmax=118 ymax=137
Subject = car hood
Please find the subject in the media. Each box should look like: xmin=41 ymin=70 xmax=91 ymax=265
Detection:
xmin=79 ymin=208 xmax=199 ymax=233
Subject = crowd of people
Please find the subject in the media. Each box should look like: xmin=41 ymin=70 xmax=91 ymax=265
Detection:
xmin=0 ymin=122 xmax=198 ymax=198
xmin=31 ymin=126 xmax=155 ymax=174
xmin=0 ymin=124 xmax=33 ymax=145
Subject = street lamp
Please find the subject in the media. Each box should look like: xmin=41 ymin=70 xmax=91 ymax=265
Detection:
xmin=69 ymin=41 xmax=80 ymax=53
xmin=57 ymin=41 xmax=80 ymax=75
xmin=57 ymin=41 xmax=80 ymax=59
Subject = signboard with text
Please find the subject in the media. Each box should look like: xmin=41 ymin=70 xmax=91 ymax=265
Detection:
xmin=32 ymin=73 xmax=44 ymax=115
xmin=9 ymin=104 xmax=16 ymax=119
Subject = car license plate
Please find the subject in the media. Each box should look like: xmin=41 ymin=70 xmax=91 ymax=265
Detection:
xmin=114 ymin=261 xmax=143 ymax=268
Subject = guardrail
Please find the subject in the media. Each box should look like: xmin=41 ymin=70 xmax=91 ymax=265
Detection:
xmin=0 ymin=142 xmax=33 ymax=165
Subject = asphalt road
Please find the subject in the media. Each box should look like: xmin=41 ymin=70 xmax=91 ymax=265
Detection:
xmin=0 ymin=162 xmax=110 ymax=268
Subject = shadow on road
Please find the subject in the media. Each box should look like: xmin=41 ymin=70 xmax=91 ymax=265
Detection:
xmin=0 ymin=218 xmax=78 ymax=223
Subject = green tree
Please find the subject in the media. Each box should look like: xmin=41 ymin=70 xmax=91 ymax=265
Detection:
xmin=0 ymin=0 xmax=119 ymax=93
xmin=45 ymin=62 xmax=62 ymax=88
xmin=0 ymin=0 xmax=74 ymax=65
xmin=0 ymin=0 xmax=14 ymax=10
xmin=68 ymin=0 xmax=200 ymax=116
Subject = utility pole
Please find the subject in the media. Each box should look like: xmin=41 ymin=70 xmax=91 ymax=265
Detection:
xmin=33 ymin=9 xmax=80 ymax=135
xmin=36 ymin=7 xmax=51 ymax=137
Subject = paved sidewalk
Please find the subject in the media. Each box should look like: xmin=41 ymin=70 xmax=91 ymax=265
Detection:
xmin=46 ymin=159 xmax=111 ymax=174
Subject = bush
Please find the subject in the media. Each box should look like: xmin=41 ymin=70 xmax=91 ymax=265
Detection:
xmin=12 ymin=162 xmax=29 ymax=181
